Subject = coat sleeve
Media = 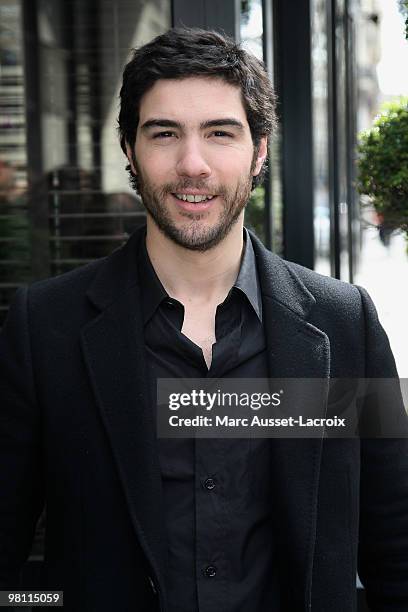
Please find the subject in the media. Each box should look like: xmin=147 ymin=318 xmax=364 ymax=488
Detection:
xmin=0 ymin=287 xmax=44 ymax=588
xmin=356 ymin=286 xmax=408 ymax=610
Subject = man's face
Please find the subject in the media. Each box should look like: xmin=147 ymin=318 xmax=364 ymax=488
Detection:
xmin=127 ymin=76 xmax=267 ymax=251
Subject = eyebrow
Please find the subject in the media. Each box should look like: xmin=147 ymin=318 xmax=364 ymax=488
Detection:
xmin=140 ymin=118 xmax=245 ymax=131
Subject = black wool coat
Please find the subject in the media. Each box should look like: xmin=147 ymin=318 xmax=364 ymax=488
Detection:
xmin=0 ymin=226 xmax=407 ymax=611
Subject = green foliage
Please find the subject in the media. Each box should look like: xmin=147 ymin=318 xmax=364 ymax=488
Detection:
xmin=245 ymin=185 xmax=266 ymax=243
xmin=356 ymin=98 xmax=408 ymax=230
xmin=398 ymin=0 xmax=408 ymax=39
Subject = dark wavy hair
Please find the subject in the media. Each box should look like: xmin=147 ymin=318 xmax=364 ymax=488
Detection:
xmin=118 ymin=27 xmax=277 ymax=189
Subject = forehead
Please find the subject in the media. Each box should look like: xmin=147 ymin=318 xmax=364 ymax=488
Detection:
xmin=138 ymin=77 xmax=249 ymax=126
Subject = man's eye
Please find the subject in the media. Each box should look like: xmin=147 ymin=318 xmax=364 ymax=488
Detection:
xmin=212 ymin=131 xmax=233 ymax=138
xmin=152 ymin=131 xmax=174 ymax=139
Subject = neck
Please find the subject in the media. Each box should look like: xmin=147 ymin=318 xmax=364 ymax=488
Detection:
xmin=145 ymin=215 xmax=245 ymax=305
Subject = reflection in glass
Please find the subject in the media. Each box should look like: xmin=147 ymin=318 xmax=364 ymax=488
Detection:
xmin=335 ymin=0 xmax=351 ymax=281
xmin=311 ymin=0 xmax=331 ymax=276
xmin=0 ymin=0 xmax=30 ymax=325
xmin=241 ymin=0 xmax=266 ymax=243
xmin=241 ymin=0 xmax=282 ymax=253
xmin=37 ymin=0 xmax=170 ymax=277
xmin=0 ymin=0 xmax=171 ymax=325
xmin=241 ymin=0 xmax=263 ymax=60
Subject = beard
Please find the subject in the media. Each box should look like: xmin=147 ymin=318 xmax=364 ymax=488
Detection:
xmin=131 ymin=158 xmax=255 ymax=252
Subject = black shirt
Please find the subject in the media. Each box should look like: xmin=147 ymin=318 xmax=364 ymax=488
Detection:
xmin=138 ymin=229 xmax=280 ymax=612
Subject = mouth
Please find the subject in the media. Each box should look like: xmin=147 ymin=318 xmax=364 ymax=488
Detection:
xmin=171 ymin=192 xmax=218 ymax=212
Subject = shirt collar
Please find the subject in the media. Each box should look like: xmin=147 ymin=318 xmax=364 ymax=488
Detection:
xmin=234 ymin=227 xmax=263 ymax=322
xmin=137 ymin=227 xmax=262 ymax=325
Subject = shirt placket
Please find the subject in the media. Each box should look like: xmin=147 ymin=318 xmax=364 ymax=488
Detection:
xmin=195 ymin=437 xmax=229 ymax=612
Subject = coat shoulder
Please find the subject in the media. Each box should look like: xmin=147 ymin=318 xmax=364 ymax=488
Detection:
xmin=275 ymin=257 xmax=370 ymax=376
xmin=27 ymin=257 xmax=107 ymax=310
xmin=25 ymin=231 xmax=142 ymax=316
xmin=249 ymin=231 xmax=364 ymax=319
xmin=283 ymin=258 xmax=363 ymax=310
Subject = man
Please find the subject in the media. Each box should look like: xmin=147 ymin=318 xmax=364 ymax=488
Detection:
xmin=0 ymin=28 xmax=407 ymax=612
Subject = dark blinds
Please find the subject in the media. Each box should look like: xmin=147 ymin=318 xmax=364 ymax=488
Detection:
xmin=0 ymin=1 xmax=30 ymax=325
xmin=0 ymin=0 xmax=170 ymax=326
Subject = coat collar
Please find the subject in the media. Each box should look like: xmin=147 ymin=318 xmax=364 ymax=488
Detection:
xmin=85 ymin=228 xmax=143 ymax=311
xmin=82 ymin=225 xmax=330 ymax=611
xmin=249 ymin=229 xmax=316 ymax=320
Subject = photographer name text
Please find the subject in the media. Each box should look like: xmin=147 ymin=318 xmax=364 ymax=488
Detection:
xmin=168 ymin=415 xmax=346 ymax=428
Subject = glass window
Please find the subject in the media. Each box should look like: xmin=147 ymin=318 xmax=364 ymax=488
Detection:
xmin=0 ymin=0 xmax=29 ymax=325
xmin=0 ymin=0 xmax=171 ymax=326
xmin=241 ymin=0 xmax=263 ymax=60
xmin=335 ymin=0 xmax=351 ymax=281
xmin=311 ymin=0 xmax=331 ymax=276
xmin=240 ymin=0 xmax=282 ymax=252
xmin=240 ymin=0 xmax=267 ymax=244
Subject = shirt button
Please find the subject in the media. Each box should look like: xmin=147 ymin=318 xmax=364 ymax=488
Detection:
xmin=165 ymin=299 xmax=175 ymax=308
xmin=204 ymin=477 xmax=216 ymax=490
xmin=204 ymin=565 xmax=217 ymax=578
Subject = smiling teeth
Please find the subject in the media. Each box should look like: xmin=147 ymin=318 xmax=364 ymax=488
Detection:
xmin=175 ymin=194 xmax=214 ymax=202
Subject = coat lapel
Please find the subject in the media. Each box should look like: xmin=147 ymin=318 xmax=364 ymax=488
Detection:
xmin=80 ymin=229 xmax=167 ymax=602
xmin=250 ymin=231 xmax=330 ymax=611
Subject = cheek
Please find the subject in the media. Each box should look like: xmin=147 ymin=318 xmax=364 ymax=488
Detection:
xmin=213 ymin=150 xmax=254 ymax=180
xmin=136 ymin=151 xmax=174 ymax=184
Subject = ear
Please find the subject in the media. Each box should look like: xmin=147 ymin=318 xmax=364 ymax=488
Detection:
xmin=125 ymin=143 xmax=137 ymax=174
xmin=252 ymin=136 xmax=268 ymax=177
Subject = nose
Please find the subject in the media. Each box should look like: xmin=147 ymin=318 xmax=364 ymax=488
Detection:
xmin=176 ymin=138 xmax=211 ymax=179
